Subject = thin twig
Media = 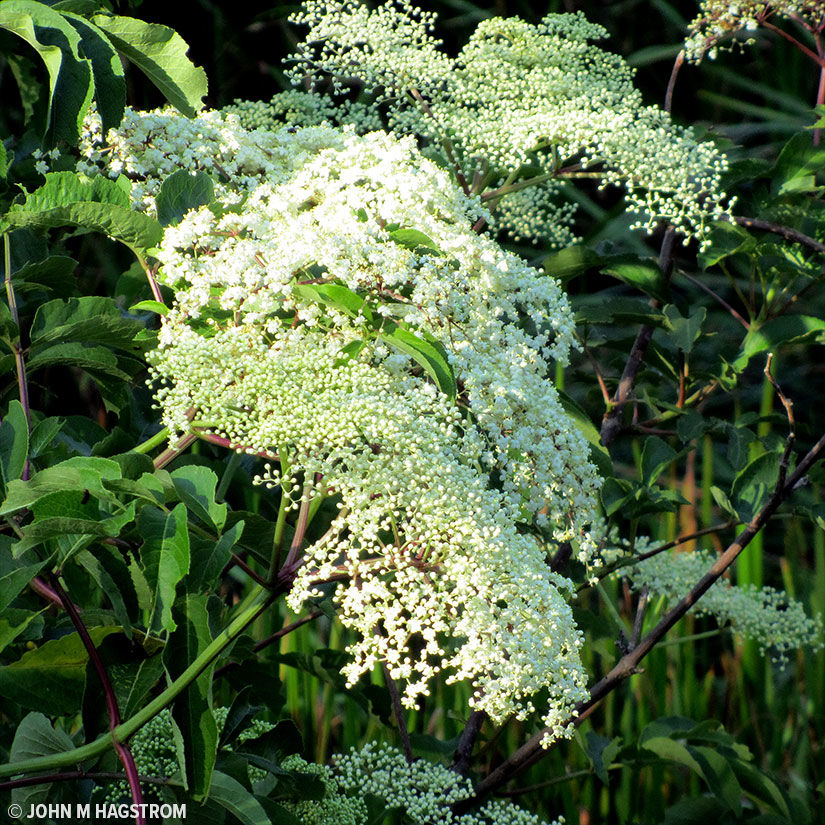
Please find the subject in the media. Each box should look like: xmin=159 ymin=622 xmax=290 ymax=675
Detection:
xmin=732 ymin=216 xmax=825 ymax=255
xmin=600 ymin=230 xmax=676 ymax=447
xmin=665 ymin=51 xmax=685 ymax=113
xmin=213 ymin=610 xmax=324 ymax=679
xmin=680 ymin=271 xmax=750 ymax=329
xmin=381 ymin=659 xmax=414 ymax=762
xmin=0 ymin=770 xmax=172 ymax=792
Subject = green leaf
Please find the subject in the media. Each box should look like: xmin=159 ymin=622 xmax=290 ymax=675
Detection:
xmin=697 ymin=221 xmax=755 ymax=269
xmin=0 ymin=626 xmax=119 ymax=714
xmin=13 ymin=501 xmax=135 ymax=557
xmin=9 ymin=712 xmax=75 ymax=808
xmin=62 ymin=11 xmax=125 ymax=132
xmin=30 ymin=295 xmax=144 ymax=350
xmin=208 ymin=770 xmax=272 ymax=825
xmin=690 ymin=744 xmax=743 ymax=815
xmin=0 ymin=610 xmax=43 ymax=656
xmin=584 ymin=731 xmax=621 ymax=784
xmin=543 ymin=243 xmax=601 ymax=284
xmin=166 ymin=593 xmax=217 ymax=798
xmin=10 ymin=255 xmax=78 ymax=294
xmin=141 ymin=502 xmax=191 ymax=633
xmin=0 ymin=455 xmax=122 ymax=515
xmin=0 ymin=538 xmax=45 ymax=612
xmin=556 ymin=389 xmax=611 ymax=477
xmin=602 ymin=261 xmax=667 ymax=302
xmin=156 ymin=169 xmax=215 ymax=226
xmin=664 ymin=306 xmax=707 ymax=353
xmin=379 ymin=322 xmax=457 ymax=400
xmin=122 ymin=652 xmax=165 ymax=719
xmin=6 ymin=172 xmax=162 ymax=250
xmin=91 ymin=13 xmax=207 ymax=117
xmin=293 ymin=282 xmax=374 ymax=322
xmin=129 ymin=299 xmax=169 ymax=315
xmin=731 ymin=452 xmax=780 ymax=523
xmin=640 ymin=436 xmax=677 ymax=486
xmin=0 ymin=400 xmax=30 ymax=486
xmin=0 ymin=0 xmax=94 ymax=144
xmin=0 ymin=143 xmax=7 ymax=179
xmin=388 ymin=227 xmax=442 ymax=253
xmin=75 ymin=547 xmax=133 ymax=635
xmin=171 ymin=465 xmax=227 ymax=531
xmin=735 ymin=315 xmax=825 ymax=371
xmin=641 ymin=736 xmax=704 ymax=774
xmin=189 ymin=521 xmax=243 ymax=593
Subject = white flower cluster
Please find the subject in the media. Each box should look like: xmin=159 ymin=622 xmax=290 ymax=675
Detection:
xmin=685 ymin=1 xmax=824 ymax=62
xmin=286 ymin=2 xmax=732 ymax=247
xmin=281 ymin=755 xmax=368 ymax=824
xmin=626 ymin=548 xmax=824 ymax=665
xmin=333 ymin=742 xmax=563 ymax=825
xmin=84 ymin=108 xmax=599 ymax=739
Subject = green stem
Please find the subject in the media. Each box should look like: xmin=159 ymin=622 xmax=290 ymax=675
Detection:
xmin=0 ymin=586 xmax=270 ymax=779
xmin=656 ymin=628 xmax=724 ymax=647
xmin=133 ymin=427 xmax=170 ymax=455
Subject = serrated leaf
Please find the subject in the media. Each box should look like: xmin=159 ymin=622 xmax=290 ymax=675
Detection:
xmin=141 ymin=502 xmax=190 ymax=633
xmin=9 ymin=712 xmax=75 ymax=808
xmin=697 ymin=221 xmax=755 ymax=269
xmin=156 ymin=169 xmax=215 ymax=226
xmin=603 ymin=261 xmax=667 ymax=302
xmin=293 ymin=282 xmax=374 ymax=322
xmin=91 ymin=13 xmax=207 ymax=117
xmin=6 ymin=172 xmax=162 ymax=249
xmin=664 ymin=305 xmax=707 ymax=353
xmin=0 ymin=400 xmax=30 ymax=485
xmin=122 ymin=652 xmax=164 ymax=719
xmin=0 ymin=456 xmax=122 ymax=515
xmin=639 ymin=435 xmax=678 ymax=486
xmin=165 ymin=593 xmax=217 ymax=798
xmin=208 ymin=771 xmax=271 ymax=825
xmin=189 ymin=521 xmax=243 ymax=593
xmin=10 ymin=254 xmax=78 ymax=294
xmin=0 ymin=610 xmax=43 ymax=656
xmin=13 ymin=500 xmax=135 ymax=557
xmin=731 ymin=452 xmax=780 ymax=523
xmin=171 ymin=465 xmax=227 ymax=531
xmin=0 ymin=626 xmax=119 ymax=714
xmin=27 ymin=342 xmax=132 ymax=380
xmin=379 ymin=322 xmax=456 ymax=400
xmin=584 ymin=731 xmax=621 ymax=784
xmin=0 ymin=0 xmax=94 ymax=144
xmin=75 ymin=547 xmax=133 ymax=635
xmin=30 ymin=295 xmax=144 ymax=350
xmin=641 ymin=736 xmax=704 ymax=774
xmin=62 ymin=12 xmax=125 ymax=132
xmin=0 ymin=538 xmax=45 ymax=612
xmin=690 ymin=744 xmax=742 ymax=815
xmin=735 ymin=315 xmax=825 ymax=370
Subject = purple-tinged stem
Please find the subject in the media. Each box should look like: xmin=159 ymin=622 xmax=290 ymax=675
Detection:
xmin=46 ymin=573 xmax=146 ymax=825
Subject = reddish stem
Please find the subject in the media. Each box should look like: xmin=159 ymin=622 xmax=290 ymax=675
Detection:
xmin=46 ymin=574 xmax=145 ymax=825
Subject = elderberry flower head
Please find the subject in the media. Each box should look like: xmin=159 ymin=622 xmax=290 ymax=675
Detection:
xmin=333 ymin=742 xmax=564 ymax=825
xmin=625 ymin=547 xmax=824 ymax=666
xmin=84 ymin=107 xmax=598 ymax=741
xmin=685 ymin=1 xmax=825 ymax=63
xmin=286 ymin=1 xmax=732 ymax=247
